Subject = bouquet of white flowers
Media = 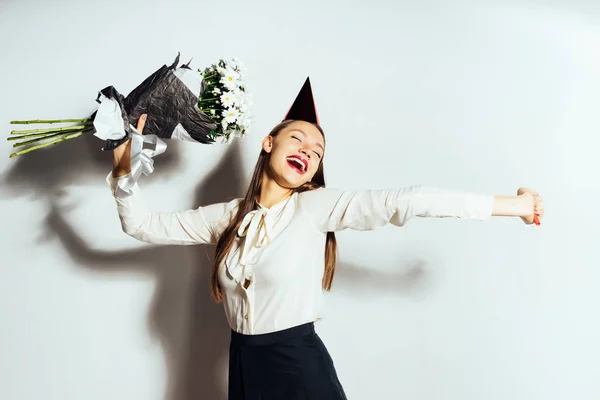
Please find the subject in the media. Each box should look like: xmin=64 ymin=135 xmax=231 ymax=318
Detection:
xmin=199 ymin=59 xmax=253 ymax=142
xmin=7 ymin=53 xmax=253 ymax=158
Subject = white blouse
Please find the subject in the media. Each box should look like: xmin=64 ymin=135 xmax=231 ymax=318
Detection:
xmin=106 ymin=172 xmax=495 ymax=335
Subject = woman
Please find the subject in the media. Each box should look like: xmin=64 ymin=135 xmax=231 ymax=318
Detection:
xmin=107 ymin=81 xmax=544 ymax=399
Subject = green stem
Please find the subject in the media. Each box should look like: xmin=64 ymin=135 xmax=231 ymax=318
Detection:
xmin=12 ymin=128 xmax=91 ymax=148
xmin=199 ymin=105 xmax=222 ymax=110
xmin=10 ymin=118 xmax=91 ymax=125
xmin=199 ymin=108 xmax=222 ymax=114
xmin=10 ymin=124 xmax=91 ymax=135
xmin=8 ymin=132 xmax=58 ymax=140
xmin=9 ymin=129 xmax=90 ymax=158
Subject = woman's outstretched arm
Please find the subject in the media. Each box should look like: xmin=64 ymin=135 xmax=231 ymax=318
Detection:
xmin=298 ymin=184 xmax=542 ymax=233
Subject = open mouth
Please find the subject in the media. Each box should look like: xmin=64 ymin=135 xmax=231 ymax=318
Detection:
xmin=286 ymin=156 xmax=308 ymax=174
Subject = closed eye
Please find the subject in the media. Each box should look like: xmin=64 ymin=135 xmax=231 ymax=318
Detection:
xmin=292 ymin=135 xmax=322 ymax=159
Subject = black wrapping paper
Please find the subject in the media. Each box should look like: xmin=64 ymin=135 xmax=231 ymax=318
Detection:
xmin=97 ymin=54 xmax=217 ymax=151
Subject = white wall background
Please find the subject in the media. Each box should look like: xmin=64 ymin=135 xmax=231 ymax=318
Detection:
xmin=1 ymin=0 xmax=598 ymax=399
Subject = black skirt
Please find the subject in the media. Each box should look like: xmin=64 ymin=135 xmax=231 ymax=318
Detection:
xmin=228 ymin=322 xmax=348 ymax=400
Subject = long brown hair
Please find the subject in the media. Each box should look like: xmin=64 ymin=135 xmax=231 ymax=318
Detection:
xmin=210 ymin=120 xmax=338 ymax=303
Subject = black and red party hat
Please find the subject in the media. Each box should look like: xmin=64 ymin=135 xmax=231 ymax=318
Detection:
xmin=284 ymin=77 xmax=319 ymax=125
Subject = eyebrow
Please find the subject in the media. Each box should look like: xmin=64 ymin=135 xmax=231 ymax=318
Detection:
xmin=292 ymin=129 xmax=324 ymax=151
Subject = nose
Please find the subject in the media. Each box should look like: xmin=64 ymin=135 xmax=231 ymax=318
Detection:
xmin=300 ymin=149 xmax=310 ymax=159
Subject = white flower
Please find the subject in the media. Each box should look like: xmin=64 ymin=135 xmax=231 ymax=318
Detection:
xmin=239 ymin=90 xmax=252 ymax=105
xmin=233 ymin=113 xmax=252 ymax=134
xmin=229 ymin=91 xmax=244 ymax=109
xmin=235 ymin=88 xmax=248 ymax=100
xmin=237 ymin=100 xmax=249 ymax=113
xmin=212 ymin=87 xmax=221 ymax=95
xmin=240 ymin=116 xmax=253 ymax=130
xmin=222 ymin=107 xmax=239 ymax=124
xmin=220 ymin=68 xmax=240 ymax=90
xmin=229 ymin=58 xmax=247 ymax=74
xmin=220 ymin=92 xmax=236 ymax=108
xmin=229 ymin=58 xmax=240 ymax=68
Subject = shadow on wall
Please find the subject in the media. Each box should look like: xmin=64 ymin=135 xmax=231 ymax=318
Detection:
xmin=38 ymin=136 xmax=245 ymax=400
xmin=4 ymin=132 xmax=431 ymax=400
xmin=1 ymin=127 xmax=182 ymax=199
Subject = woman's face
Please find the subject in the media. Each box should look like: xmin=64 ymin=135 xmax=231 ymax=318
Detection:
xmin=262 ymin=121 xmax=325 ymax=189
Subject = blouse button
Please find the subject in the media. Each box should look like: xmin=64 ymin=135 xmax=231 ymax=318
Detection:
xmin=244 ymin=315 xmax=248 ymax=320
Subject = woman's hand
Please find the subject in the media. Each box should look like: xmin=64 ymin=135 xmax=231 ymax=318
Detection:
xmin=111 ymin=114 xmax=147 ymax=178
xmin=517 ymin=187 xmax=544 ymax=225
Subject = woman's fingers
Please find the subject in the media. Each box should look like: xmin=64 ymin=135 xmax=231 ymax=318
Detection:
xmin=137 ymin=114 xmax=147 ymax=133
xmin=533 ymin=194 xmax=544 ymax=224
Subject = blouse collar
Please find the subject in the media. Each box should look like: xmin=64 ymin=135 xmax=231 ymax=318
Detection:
xmin=227 ymin=193 xmax=297 ymax=284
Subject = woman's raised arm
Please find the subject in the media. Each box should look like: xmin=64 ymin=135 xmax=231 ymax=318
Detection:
xmin=107 ymin=173 xmax=239 ymax=245
xmin=107 ymin=113 xmax=240 ymax=245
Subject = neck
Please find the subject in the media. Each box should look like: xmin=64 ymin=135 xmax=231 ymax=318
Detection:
xmin=257 ymin=170 xmax=293 ymax=208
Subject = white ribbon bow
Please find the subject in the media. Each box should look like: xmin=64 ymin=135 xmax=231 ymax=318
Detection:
xmin=236 ymin=208 xmax=271 ymax=266
xmin=93 ymin=94 xmax=167 ymax=199
xmin=113 ymin=127 xmax=167 ymax=198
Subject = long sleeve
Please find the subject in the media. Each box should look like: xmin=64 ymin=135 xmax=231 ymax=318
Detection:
xmin=106 ymin=172 xmax=240 ymax=245
xmin=297 ymin=185 xmax=494 ymax=233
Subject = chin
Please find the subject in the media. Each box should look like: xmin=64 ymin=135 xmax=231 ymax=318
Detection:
xmin=272 ymin=163 xmax=310 ymax=189
xmin=278 ymin=176 xmax=307 ymax=189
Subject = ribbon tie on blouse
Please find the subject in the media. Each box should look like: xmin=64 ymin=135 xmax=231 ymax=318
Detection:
xmin=226 ymin=197 xmax=293 ymax=284
xmin=236 ymin=208 xmax=271 ymax=267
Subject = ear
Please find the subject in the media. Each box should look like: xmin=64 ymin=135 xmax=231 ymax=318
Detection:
xmin=262 ymin=136 xmax=273 ymax=153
